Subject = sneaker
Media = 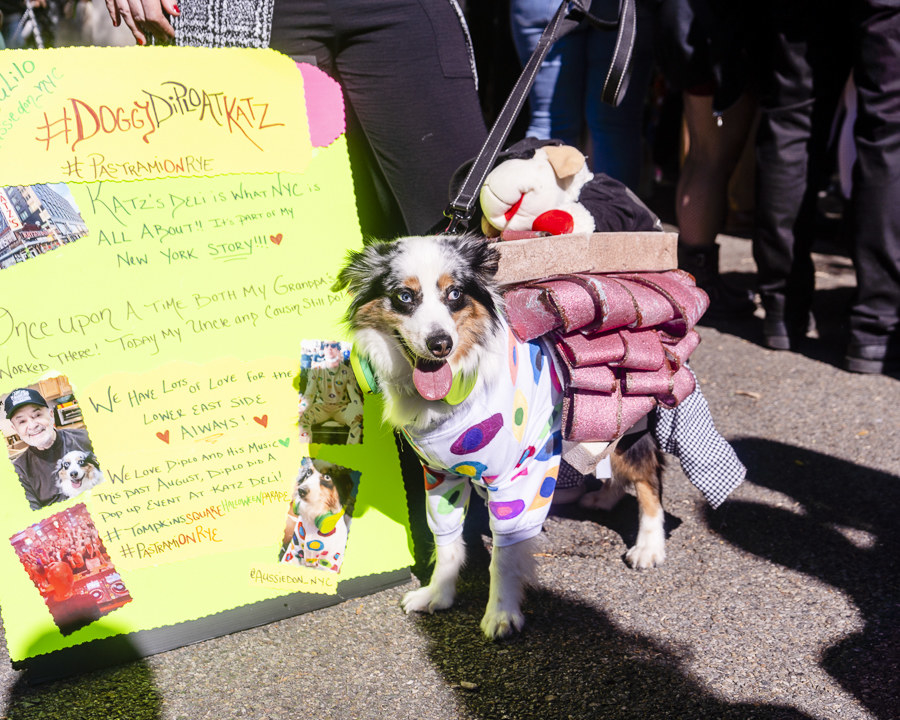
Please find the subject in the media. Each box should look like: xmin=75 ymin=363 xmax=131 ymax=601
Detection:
xmin=760 ymin=292 xmax=816 ymax=351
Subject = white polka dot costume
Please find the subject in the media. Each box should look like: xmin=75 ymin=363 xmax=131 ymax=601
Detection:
xmin=403 ymin=323 xmax=564 ymax=548
xmin=280 ymin=510 xmax=349 ymax=573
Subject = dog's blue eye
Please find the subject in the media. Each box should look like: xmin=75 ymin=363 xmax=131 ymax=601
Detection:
xmin=447 ymin=288 xmax=462 ymax=301
xmin=398 ymin=291 xmax=413 ymax=303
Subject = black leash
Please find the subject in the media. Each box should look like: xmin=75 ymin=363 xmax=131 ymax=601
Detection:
xmin=442 ymin=0 xmax=638 ymax=235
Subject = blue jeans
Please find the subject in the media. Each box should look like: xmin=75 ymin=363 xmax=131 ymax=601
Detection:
xmin=509 ymin=0 xmax=654 ymax=189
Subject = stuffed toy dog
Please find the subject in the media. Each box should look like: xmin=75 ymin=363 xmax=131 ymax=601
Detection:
xmin=478 ymin=138 xmax=661 ymax=238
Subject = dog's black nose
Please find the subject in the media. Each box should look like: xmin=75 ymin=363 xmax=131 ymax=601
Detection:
xmin=70 ymin=471 xmax=79 ymax=478
xmin=297 ymin=487 xmax=309 ymax=499
xmin=426 ymin=333 xmax=453 ymax=358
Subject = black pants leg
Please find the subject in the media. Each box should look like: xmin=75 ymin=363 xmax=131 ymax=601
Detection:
xmin=269 ymin=0 xmax=488 ymax=236
xmin=846 ymin=1 xmax=900 ymax=354
xmin=753 ymin=1 xmax=849 ymax=327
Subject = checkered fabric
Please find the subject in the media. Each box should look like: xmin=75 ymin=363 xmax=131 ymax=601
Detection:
xmin=556 ymin=368 xmax=745 ymax=509
xmin=556 ymin=460 xmax=588 ymax=490
xmin=653 ymin=368 xmax=746 ymax=509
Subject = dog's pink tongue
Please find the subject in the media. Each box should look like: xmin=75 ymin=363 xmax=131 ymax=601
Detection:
xmin=413 ymin=359 xmax=453 ymax=401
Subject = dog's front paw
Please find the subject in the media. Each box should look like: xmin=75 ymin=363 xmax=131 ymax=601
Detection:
xmin=480 ymin=605 xmax=525 ymax=640
xmin=401 ymin=583 xmax=455 ymax=614
xmin=624 ymin=536 xmax=665 ymax=569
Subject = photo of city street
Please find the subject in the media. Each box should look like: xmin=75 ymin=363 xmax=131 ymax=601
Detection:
xmin=0 ymin=184 xmax=88 ymax=269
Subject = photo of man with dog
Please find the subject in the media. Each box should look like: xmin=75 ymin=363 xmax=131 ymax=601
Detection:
xmin=2 ymin=381 xmax=103 ymax=510
xmin=278 ymin=457 xmax=360 ymax=574
xmin=295 ymin=339 xmax=364 ymax=445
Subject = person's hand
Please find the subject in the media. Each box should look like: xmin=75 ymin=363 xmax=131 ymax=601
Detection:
xmin=104 ymin=0 xmax=178 ymax=46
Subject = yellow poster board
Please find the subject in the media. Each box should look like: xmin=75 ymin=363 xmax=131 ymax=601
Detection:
xmin=0 ymin=47 xmax=412 ymax=671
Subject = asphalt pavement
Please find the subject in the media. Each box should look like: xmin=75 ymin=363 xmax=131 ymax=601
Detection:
xmin=2 ymin=226 xmax=898 ymax=720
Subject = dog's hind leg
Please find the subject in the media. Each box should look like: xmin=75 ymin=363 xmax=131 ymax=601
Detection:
xmin=610 ymin=432 xmax=666 ymax=569
xmin=402 ymin=536 xmax=466 ymax=614
xmin=580 ymin=475 xmax=627 ymax=511
xmin=481 ymin=536 xmax=537 ymax=640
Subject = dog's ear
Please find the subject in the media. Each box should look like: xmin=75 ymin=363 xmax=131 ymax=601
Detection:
xmin=84 ymin=451 xmax=99 ymax=468
xmin=331 ymin=239 xmax=396 ymax=294
xmin=332 ymin=240 xmax=398 ymax=322
xmin=334 ymin=468 xmax=358 ymax=516
xmin=55 ymin=458 xmax=65 ymax=472
xmin=447 ymin=234 xmax=501 ymax=281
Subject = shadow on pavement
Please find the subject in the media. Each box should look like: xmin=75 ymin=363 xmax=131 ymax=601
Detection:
xmin=698 ymin=283 xmax=861 ymax=370
xmin=548 ymin=490 xmax=683 ymax=562
xmin=707 ymin=438 xmax=900 ymax=720
xmin=6 ymin=663 xmax=161 ymax=720
xmin=3 ymin=627 xmax=162 ymax=720
xmin=412 ymin=570 xmax=815 ymax=720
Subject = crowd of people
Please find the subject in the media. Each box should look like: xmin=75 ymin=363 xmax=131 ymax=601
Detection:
xmin=15 ymin=505 xmax=110 ymax=598
xmin=3 ymin=0 xmax=896 ymax=375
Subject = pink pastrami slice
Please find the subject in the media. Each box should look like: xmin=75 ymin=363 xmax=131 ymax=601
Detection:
xmin=413 ymin=359 xmax=453 ymax=401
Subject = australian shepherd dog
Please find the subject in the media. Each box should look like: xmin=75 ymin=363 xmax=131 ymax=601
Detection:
xmin=55 ymin=450 xmax=105 ymax=499
xmin=335 ymin=234 xmax=664 ymax=639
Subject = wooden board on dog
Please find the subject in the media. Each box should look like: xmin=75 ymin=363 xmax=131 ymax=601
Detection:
xmin=491 ymin=231 xmax=678 ymax=285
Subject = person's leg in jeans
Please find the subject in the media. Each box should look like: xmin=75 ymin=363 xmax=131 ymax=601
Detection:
xmin=331 ymin=0 xmax=487 ymax=235
xmin=584 ymin=0 xmax=655 ymax=189
xmin=510 ymin=0 xmax=586 ymax=145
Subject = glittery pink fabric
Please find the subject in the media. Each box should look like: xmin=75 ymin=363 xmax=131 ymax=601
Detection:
xmin=503 ymin=270 xmax=709 ymax=442
xmin=563 ymin=385 xmax=657 ymax=442
xmin=538 ymin=279 xmax=598 ymax=331
xmin=504 ymin=287 xmax=560 ymax=339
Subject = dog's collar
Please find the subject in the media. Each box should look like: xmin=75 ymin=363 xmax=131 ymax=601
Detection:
xmin=315 ymin=507 xmax=345 ymax=535
xmin=350 ymin=345 xmax=477 ymax=405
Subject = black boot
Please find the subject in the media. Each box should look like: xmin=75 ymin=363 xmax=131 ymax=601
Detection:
xmin=759 ymin=292 xmax=816 ymax=351
xmin=678 ymin=244 xmax=756 ymax=319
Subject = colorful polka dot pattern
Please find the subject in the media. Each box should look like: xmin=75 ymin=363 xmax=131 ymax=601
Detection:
xmin=527 ymin=464 xmax=558 ymax=512
xmin=536 ymin=430 xmax=561 ymax=461
xmin=489 ymin=498 xmax=526 ymax=521
xmin=412 ymin=326 xmax=564 ymax=548
xmin=512 ymin=389 xmax=528 ymax=443
xmin=508 ymin=330 xmax=519 ymax=383
xmin=529 ymin=342 xmax=544 ymax=383
xmin=437 ymin=483 xmax=467 ymax=515
xmin=450 ymin=413 xmax=503 ymax=455
xmin=450 ymin=460 xmax=488 ymax=481
xmin=424 ymin=468 xmax=444 ymax=491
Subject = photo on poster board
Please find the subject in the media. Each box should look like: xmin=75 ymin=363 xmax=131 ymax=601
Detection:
xmin=2 ymin=377 xmax=105 ymax=510
xmin=10 ymin=503 xmax=131 ymax=636
xmin=0 ymin=183 xmax=89 ymax=270
xmin=279 ymin=456 xmax=360 ymax=573
xmin=295 ymin=339 xmax=363 ymax=445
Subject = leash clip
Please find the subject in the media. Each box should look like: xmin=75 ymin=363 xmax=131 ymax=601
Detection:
xmin=442 ymin=204 xmax=472 ymax=235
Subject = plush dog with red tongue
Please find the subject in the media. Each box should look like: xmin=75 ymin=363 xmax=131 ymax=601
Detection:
xmin=478 ymin=138 xmax=660 ymax=239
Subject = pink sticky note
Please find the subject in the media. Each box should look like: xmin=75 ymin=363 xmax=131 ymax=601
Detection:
xmin=297 ymin=63 xmax=345 ymax=148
